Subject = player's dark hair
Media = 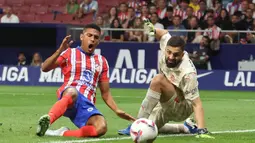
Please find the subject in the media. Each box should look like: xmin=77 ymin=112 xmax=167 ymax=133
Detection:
xmin=83 ymin=23 xmax=101 ymax=33
xmin=167 ymin=36 xmax=186 ymax=51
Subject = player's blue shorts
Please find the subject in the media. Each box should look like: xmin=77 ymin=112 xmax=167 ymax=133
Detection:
xmin=59 ymin=88 xmax=103 ymax=128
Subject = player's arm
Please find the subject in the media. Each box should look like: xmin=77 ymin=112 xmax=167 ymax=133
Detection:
xmin=155 ymin=28 xmax=169 ymax=41
xmin=41 ymin=35 xmax=73 ymax=72
xmin=182 ymin=73 xmax=205 ymax=128
xmin=41 ymin=50 xmax=62 ymax=72
xmin=182 ymin=73 xmax=214 ymax=138
xmin=98 ymin=57 xmax=135 ymax=122
xmin=99 ymin=81 xmax=136 ymax=122
xmin=192 ymin=96 xmax=205 ymax=129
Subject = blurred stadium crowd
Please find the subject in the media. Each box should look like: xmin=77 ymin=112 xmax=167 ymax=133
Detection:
xmin=1 ymin=0 xmax=255 ymax=69
xmin=0 ymin=0 xmax=255 ymax=44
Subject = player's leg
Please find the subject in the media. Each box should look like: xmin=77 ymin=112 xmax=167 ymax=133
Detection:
xmin=118 ymin=74 xmax=176 ymax=135
xmin=137 ymin=73 xmax=176 ymax=124
xmin=36 ymin=87 xmax=77 ymax=136
xmin=63 ymin=115 xmax=107 ymax=138
xmin=158 ymin=118 xmax=197 ymax=134
xmin=147 ymin=75 xmax=196 ymax=134
xmin=61 ymin=92 xmax=107 ymax=138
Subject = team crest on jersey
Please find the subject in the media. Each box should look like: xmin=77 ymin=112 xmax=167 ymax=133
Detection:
xmin=82 ymin=70 xmax=93 ymax=82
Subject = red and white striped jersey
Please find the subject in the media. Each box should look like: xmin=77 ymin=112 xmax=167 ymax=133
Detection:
xmin=128 ymin=1 xmax=147 ymax=11
xmin=56 ymin=47 xmax=109 ymax=104
xmin=173 ymin=9 xmax=187 ymax=20
xmin=118 ymin=12 xmax=128 ymax=22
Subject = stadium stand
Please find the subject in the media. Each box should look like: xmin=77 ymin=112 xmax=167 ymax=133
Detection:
xmin=0 ymin=0 xmax=130 ymax=25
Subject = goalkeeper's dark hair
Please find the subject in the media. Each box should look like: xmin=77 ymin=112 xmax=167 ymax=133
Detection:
xmin=167 ymin=36 xmax=186 ymax=51
xmin=83 ymin=23 xmax=101 ymax=33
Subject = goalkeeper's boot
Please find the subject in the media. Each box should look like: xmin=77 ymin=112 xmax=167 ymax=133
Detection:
xmin=184 ymin=118 xmax=198 ymax=134
xmin=118 ymin=124 xmax=131 ymax=136
xmin=36 ymin=114 xmax=50 ymax=136
xmin=45 ymin=127 xmax=69 ymax=136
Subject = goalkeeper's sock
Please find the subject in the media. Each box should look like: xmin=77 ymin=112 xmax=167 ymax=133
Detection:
xmin=63 ymin=126 xmax=98 ymax=137
xmin=48 ymin=95 xmax=73 ymax=124
xmin=159 ymin=123 xmax=189 ymax=134
xmin=137 ymin=88 xmax=161 ymax=119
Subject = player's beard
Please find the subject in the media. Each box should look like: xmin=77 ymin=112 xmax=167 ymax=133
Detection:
xmin=165 ymin=58 xmax=181 ymax=68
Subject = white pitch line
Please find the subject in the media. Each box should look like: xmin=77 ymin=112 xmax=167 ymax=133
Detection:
xmin=46 ymin=129 xmax=255 ymax=143
xmin=1 ymin=92 xmax=255 ymax=101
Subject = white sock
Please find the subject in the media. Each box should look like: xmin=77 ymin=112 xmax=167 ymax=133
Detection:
xmin=159 ymin=123 xmax=190 ymax=134
xmin=137 ymin=89 xmax=161 ymax=119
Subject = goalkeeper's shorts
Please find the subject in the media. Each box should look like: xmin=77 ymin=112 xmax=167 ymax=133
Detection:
xmin=148 ymin=93 xmax=193 ymax=129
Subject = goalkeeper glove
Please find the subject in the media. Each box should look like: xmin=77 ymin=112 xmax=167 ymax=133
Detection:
xmin=195 ymin=128 xmax=215 ymax=139
xmin=143 ymin=18 xmax=155 ymax=36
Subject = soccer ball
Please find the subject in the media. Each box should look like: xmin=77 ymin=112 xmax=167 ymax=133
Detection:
xmin=130 ymin=118 xmax=158 ymax=143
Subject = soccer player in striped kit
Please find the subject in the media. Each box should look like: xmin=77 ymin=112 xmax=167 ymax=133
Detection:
xmin=36 ymin=24 xmax=135 ymax=138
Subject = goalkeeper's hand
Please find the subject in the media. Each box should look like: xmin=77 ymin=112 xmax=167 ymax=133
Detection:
xmin=143 ymin=18 xmax=155 ymax=36
xmin=195 ymin=128 xmax=215 ymax=139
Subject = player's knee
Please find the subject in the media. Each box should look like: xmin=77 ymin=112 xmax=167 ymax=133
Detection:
xmin=151 ymin=74 xmax=165 ymax=87
xmin=95 ymin=121 xmax=107 ymax=137
xmin=62 ymin=87 xmax=78 ymax=101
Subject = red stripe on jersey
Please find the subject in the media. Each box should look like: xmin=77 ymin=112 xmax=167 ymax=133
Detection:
xmin=57 ymin=48 xmax=72 ymax=98
xmin=91 ymin=55 xmax=101 ymax=104
xmin=62 ymin=48 xmax=72 ymax=83
xmin=79 ymin=53 xmax=87 ymax=97
xmin=93 ymin=55 xmax=100 ymax=86
xmin=100 ymin=56 xmax=109 ymax=82
xmin=72 ymin=49 xmax=81 ymax=87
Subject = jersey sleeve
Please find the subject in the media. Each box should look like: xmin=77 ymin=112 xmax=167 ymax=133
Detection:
xmin=159 ymin=33 xmax=171 ymax=51
xmin=181 ymin=72 xmax=200 ymax=100
xmin=57 ymin=48 xmax=70 ymax=68
xmin=99 ymin=56 xmax=109 ymax=82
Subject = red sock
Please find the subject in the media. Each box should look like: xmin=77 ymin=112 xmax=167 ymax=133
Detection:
xmin=63 ymin=126 xmax=98 ymax=138
xmin=48 ymin=95 xmax=73 ymax=124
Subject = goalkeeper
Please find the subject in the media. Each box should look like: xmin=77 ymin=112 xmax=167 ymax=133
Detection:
xmin=118 ymin=19 xmax=214 ymax=139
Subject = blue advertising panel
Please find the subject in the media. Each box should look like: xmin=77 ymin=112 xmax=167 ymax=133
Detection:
xmin=0 ymin=65 xmax=254 ymax=91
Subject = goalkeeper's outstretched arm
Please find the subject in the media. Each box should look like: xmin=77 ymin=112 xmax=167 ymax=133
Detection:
xmin=155 ymin=28 xmax=169 ymax=41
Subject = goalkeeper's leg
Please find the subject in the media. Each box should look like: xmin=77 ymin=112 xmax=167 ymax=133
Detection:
xmin=137 ymin=74 xmax=177 ymax=120
xmin=158 ymin=118 xmax=198 ymax=134
xmin=118 ymin=74 xmax=177 ymax=135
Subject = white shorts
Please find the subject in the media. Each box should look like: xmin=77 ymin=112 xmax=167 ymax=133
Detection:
xmin=148 ymin=93 xmax=193 ymax=129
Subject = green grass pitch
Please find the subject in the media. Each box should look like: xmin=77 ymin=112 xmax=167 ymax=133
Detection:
xmin=0 ymin=86 xmax=255 ymax=143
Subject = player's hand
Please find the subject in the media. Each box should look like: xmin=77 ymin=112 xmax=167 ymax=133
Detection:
xmin=58 ymin=35 xmax=73 ymax=53
xmin=115 ymin=109 xmax=136 ymax=122
xmin=195 ymin=128 xmax=215 ymax=139
xmin=143 ymin=18 xmax=155 ymax=36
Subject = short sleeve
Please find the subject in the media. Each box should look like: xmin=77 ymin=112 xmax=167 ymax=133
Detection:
xmin=181 ymin=73 xmax=200 ymax=100
xmin=57 ymin=48 xmax=70 ymax=67
xmin=160 ymin=33 xmax=171 ymax=51
xmin=99 ymin=56 xmax=109 ymax=82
